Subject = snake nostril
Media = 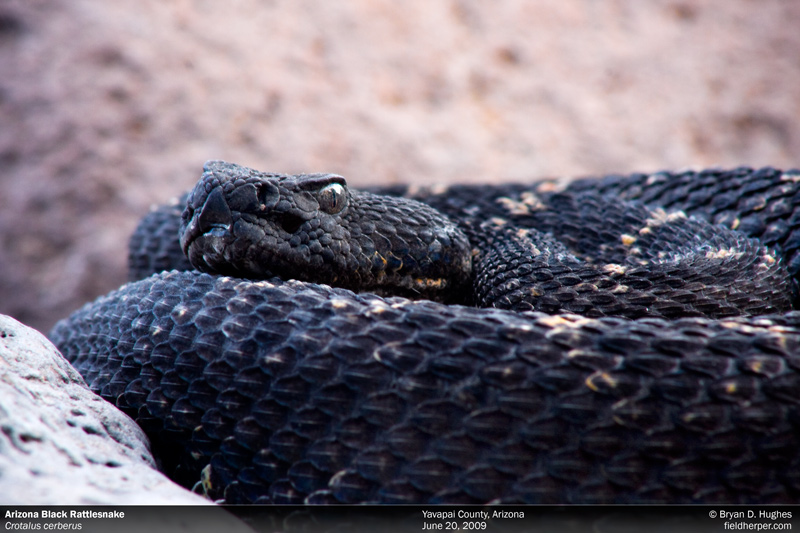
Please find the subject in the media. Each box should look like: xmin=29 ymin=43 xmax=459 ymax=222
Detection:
xmin=257 ymin=182 xmax=280 ymax=211
xmin=279 ymin=213 xmax=305 ymax=234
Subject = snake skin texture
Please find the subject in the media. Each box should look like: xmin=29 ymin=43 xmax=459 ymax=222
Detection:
xmin=563 ymin=167 xmax=800 ymax=279
xmin=52 ymin=163 xmax=800 ymax=504
xmin=129 ymin=195 xmax=193 ymax=277
xmin=50 ymin=271 xmax=800 ymax=504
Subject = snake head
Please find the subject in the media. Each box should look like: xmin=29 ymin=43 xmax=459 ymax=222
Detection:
xmin=180 ymin=160 xmax=472 ymax=301
xmin=180 ymin=160 xmax=351 ymax=280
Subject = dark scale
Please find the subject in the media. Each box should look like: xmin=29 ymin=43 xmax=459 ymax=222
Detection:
xmin=51 ymin=161 xmax=800 ymax=504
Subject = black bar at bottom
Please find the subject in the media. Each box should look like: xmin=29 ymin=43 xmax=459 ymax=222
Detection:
xmin=0 ymin=505 xmax=797 ymax=533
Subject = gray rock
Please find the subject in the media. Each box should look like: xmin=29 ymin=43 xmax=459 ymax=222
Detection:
xmin=0 ymin=314 xmax=211 ymax=505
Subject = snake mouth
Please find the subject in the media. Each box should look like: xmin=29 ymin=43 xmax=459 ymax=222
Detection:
xmin=181 ymin=221 xmax=235 ymax=274
xmin=180 ymin=218 xmax=231 ymax=252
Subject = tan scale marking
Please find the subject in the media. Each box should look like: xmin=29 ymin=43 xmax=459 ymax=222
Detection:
xmin=751 ymin=318 xmax=778 ymax=327
xmin=749 ymin=197 xmax=767 ymax=211
xmin=497 ymin=365 xmax=516 ymax=378
xmin=535 ymin=178 xmax=571 ymax=193
xmin=388 ymin=252 xmax=403 ymax=269
xmin=621 ymin=234 xmax=637 ymax=246
xmin=200 ymin=465 xmax=213 ymax=493
xmin=497 ymin=196 xmax=531 ymax=216
xmin=585 ymin=371 xmax=617 ymax=392
xmin=704 ymin=248 xmax=743 ymax=260
xmin=719 ymin=321 xmax=760 ymax=334
xmin=502 ymin=322 xmax=535 ymax=333
xmin=514 ymin=228 xmax=542 ymax=255
xmin=413 ymin=278 xmax=447 ymax=290
xmin=536 ymin=315 xmax=572 ymax=328
xmin=516 ymin=228 xmax=531 ymax=239
xmin=681 ymin=412 xmax=700 ymax=424
xmin=521 ymin=191 xmax=546 ymax=210
xmin=610 ymin=398 xmax=634 ymax=426
xmin=781 ymin=172 xmax=800 ymax=183
xmin=603 ymin=264 xmax=627 ymax=275
xmin=565 ymin=349 xmax=584 ymax=359
xmin=373 ymin=251 xmax=388 ymax=267
xmin=535 ymin=181 xmax=557 ymax=192
xmin=536 ymin=314 xmax=596 ymax=329
xmin=366 ymin=301 xmax=389 ymax=315
xmin=770 ymin=335 xmax=789 ymax=351
xmin=330 ymin=298 xmax=351 ymax=309
xmin=644 ymin=208 xmax=687 ymax=227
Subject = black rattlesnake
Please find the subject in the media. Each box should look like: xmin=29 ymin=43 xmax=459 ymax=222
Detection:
xmin=50 ymin=162 xmax=800 ymax=504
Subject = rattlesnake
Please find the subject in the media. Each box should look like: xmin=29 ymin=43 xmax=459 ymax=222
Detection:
xmin=51 ymin=162 xmax=800 ymax=503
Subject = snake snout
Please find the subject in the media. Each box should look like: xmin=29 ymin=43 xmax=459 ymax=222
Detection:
xmin=197 ymin=188 xmax=233 ymax=232
xmin=179 ymin=187 xmax=233 ymax=256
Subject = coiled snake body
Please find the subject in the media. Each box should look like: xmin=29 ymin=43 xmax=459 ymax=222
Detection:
xmin=51 ymin=162 xmax=800 ymax=504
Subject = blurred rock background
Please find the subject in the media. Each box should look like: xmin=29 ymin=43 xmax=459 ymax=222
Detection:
xmin=1 ymin=0 xmax=798 ymax=334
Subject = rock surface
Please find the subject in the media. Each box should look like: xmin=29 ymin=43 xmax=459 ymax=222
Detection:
xmin=0 ymin=314 xmax=210 ymax=505
xmin=1 ymin=0 xmax=799 ymax=335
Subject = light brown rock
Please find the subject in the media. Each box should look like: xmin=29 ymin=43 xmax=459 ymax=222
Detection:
xmin=0 ymin=314 xmax=210 ymax=505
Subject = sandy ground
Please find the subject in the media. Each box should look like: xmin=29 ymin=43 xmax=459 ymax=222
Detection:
xmin=1 ymin=0 xmax=799 ymax=334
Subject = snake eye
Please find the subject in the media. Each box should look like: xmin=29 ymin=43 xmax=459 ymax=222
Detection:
xmin=318 ymin=182 xmax=347 ymax=214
